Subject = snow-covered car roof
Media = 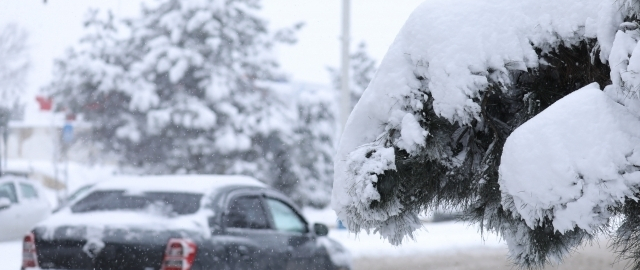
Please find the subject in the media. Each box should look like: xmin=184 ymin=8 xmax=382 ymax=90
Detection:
xmin=93 ymin=175 xmax=266 ymax=194
xmin=0 ymin=174 xmax=34 ymax=183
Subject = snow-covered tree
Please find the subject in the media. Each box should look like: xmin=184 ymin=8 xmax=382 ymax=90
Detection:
xmin=45 ymin=1 xmax=327 ymax=204
xmin=329 ymin=42 xmax=377 ymax=109
xmin=290 ymin=86 xmax=336 ymax=208
xmin=318 ymin=42 xmax=376 ymax=207
xmin=0 ymin=23 xmax=29 ymax=127
xmin=332 ymin=0 xmax=640 ymax=269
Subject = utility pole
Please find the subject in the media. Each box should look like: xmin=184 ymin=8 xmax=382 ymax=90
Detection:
xmin=340 ymin=0 xmax=351 ymax=131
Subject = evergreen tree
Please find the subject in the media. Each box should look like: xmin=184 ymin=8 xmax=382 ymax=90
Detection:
xmin=0 ymin=23 xmax=29 ymax=130
xmin=315 ymin=41 xmax=377 ymax=207
xmin=329 ymin=42 xmax=377 ymax=109
xmin=290 ymin=87 xmax=336 ymax=208
xmin=45 ymin=1 xmax=315 ymax=201
xmin=332 ymin=0 xmax=640 ymax=269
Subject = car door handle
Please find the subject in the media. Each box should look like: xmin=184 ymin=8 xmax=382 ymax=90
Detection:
xmin=237 ymin=246 xmax=250 ymax=260
xmin=286 ymin=246 xmax=293 ymax=257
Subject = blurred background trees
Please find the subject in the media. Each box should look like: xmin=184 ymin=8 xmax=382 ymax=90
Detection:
xmin=44 ymin=0 xmax=340 ymax=207
xmin=0 ymin=23 xmax=29 ymax=117
xmin=329 ymin=42 xmax=377 ymax=110
xmin=0 ymin=23 xmax=29 ymax=172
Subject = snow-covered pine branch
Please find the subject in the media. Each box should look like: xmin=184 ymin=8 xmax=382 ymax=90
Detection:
xmin=332 ymin=0 xmax=640 ymax=268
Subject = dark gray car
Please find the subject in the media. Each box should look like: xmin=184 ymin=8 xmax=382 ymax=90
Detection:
xmin=23 ymin=175 xmax=350 ymax=270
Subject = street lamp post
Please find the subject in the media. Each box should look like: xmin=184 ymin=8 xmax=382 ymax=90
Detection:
xmin=340 ymin=0 xmax=351 ymax=132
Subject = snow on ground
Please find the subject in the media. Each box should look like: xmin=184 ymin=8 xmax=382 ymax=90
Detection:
xmin=0 ymin=240 xmax=21 ymax=270
xmin=352 ymin=242 xmax=625 ymax=270
xmin=0 ymin=221 xmax=504 ymax=269
xmin=266 ymin=206 xmax=500 ymax=258
xmin=329 ymin=221 xmax=504 ymax=258
xmin=303 ymin=206 xmax=339 ymax=226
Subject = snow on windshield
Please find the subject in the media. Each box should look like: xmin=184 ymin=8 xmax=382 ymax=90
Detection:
xmin=70 ymin=190 xmax=203 ymax=216
xmin=39 ymin=190 xmax=212 ymax=241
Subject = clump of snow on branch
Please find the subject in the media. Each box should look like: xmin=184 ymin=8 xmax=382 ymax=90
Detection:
xmin=500 ymin=84 xmax=640 ymax=233
xmin=343 ymin=144 xmax=397 ymax=222
xmin=338 ymin=143 xmax=422 ymax=244
xmin=607 ymin=17 xmax=640 ymax=119
xmin=397 ymin=113 xmax=427 ymax=154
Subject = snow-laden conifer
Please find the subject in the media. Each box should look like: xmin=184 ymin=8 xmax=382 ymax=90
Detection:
xmin=329 ymin=42 xmax=377 ymax=109
xmin=45 ymin=0 xmax=334 ymax=207
xmin=289 ymin=86 xmax=337 ymax=208
xmin=332 ymin=0 xmax=640 ymax=268
xmin=0 ymin=23 xmax=29 ymax=129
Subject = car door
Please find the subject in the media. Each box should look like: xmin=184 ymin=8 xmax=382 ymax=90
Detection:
xmin=0 ymin=181 xmax=27 ymax=241
xmin=222 ymin=193 xmax=288 ymax=270
xmin=17 ymin=181 xmax=50 ymax=231
xmin=263 ymin=197 xmax=326 ymax=270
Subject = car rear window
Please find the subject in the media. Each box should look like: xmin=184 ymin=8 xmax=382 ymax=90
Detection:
xmin=0 ymin=182 xmax=18 ymax=203
xmin=19 ymin=183 xmax=39 ymax=199
xmin=70 ymin=190 xmax=203 ymax=216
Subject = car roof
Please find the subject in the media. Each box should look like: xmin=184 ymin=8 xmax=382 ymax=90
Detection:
xmin=0 ymin=175 xmax=32 ymax=183
xmin=93 ymin=175 xmax=266 ymax=194
xmin=2 ymin=170 xmax=30 ymax=178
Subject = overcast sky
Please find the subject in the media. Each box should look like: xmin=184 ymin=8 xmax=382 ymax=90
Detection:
xmin=0 ymin=0 xmax=424 ymax=99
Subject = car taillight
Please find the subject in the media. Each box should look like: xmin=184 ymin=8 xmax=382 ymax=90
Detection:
xmin=161 ymin=238 xmax=197 ymax=270
xmin=22 ymin=232 xmax=38 ymax=269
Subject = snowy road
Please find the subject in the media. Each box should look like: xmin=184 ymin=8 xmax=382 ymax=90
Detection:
xmin=0 ymin=240 xmax=20 ymax=270
xmin=328 ymin=221 xmax=504 ymax=258
xmin=334 ymin=222 xmax=627 ymax=270
xmin=353 ymin=243 xmax=626 ymax=270
xmin=0 ymin=221 xmax=624 ymax=269
xmin=0 ymin=221 xmax=502 ymax=269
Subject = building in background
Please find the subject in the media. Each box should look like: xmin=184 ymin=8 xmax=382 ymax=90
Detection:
xmin=5 ymin=95 xmax=109 ymax=194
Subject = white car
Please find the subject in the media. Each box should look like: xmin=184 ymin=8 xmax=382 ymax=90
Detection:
xmin=0 ymin=176 xmax=51 ymax=242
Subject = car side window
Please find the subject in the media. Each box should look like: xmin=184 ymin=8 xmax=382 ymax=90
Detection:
xmin=0 ymin=182 xmax=18 ymax=203
xmin=265 ymin=198 xmax=307 ymax=233
xmin=19 ymin=183 xmax=39 ymax=199
xmin=224 ymin=196 xmax=270 ymax=230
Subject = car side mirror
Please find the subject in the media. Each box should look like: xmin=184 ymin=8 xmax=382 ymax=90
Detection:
xmin=208 ymin=215 xmax=222 ymax=233
xmin=313 ymin=223 xmax=329 ymax=236
xmin=0 ymin=198 xmax=11 ymax=211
